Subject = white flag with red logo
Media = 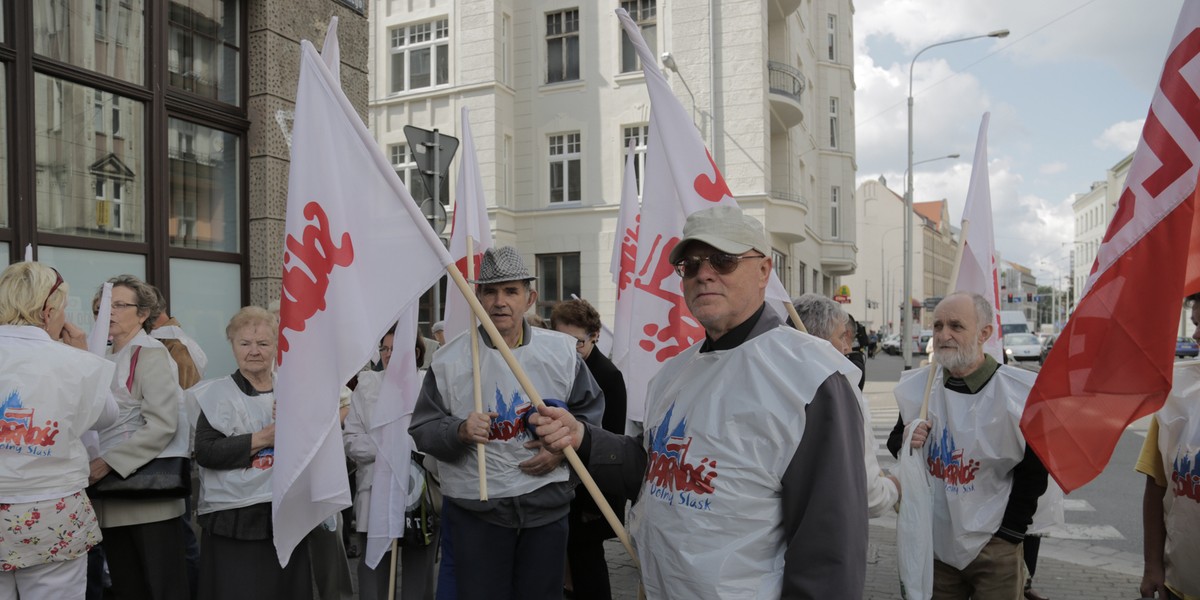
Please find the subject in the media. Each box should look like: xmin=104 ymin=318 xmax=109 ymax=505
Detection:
xmin=953 ymin=113 xmax=1003 ymax=362
xmin=442 ymin=107 xmax=494 ymax=341
xmin=615 ymin=9 xmax=790 ymax=421
xmin=610 ymin=141 xmax=641 ymax=376
xmin=363 ymin=302 xmax=422 ymax=569
xmin=1025 ymin=0 xmax=1200 ymax=493
xmin=273 ymin=39 xmax=452 ymax=564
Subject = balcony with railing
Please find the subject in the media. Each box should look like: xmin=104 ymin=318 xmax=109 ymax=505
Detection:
xmin=768 ymin=61 xmax=804 ymax=129
xmin=767 ymin=189 xmax=807 ymax=243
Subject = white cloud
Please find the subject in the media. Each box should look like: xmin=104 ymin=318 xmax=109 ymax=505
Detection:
xmin=855 ymin=0 xmax=1181 ymax=91
xmin=853 ymin=54 xmax=997 ymax=181
xmin=1094 ymin=119 xmax=1144 ymax=153
xmin=1039 ymin=161 xmax=1068 ymax=175
xmin=876 ymin=158 xmax=1073 ymax=273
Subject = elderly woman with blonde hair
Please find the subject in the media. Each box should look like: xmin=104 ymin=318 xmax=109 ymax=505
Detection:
xmin=0 ymin=262 xmax=117 ymax=599
xmin=189 ymin=306 xmax=313 ymax=600
xmin=88 ymin=274 xmax=190 ymax=599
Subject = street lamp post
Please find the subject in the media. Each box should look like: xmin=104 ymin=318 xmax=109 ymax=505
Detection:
xmin=904 ymin=29 xmax=1009 ymax=370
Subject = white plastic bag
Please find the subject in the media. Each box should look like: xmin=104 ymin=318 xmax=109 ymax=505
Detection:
xmin=897 ymin=419 xmax=934 ymax=600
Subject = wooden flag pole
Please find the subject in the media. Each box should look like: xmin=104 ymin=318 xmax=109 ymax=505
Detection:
xmin=387 ymin=539 xmax=399 ymax=600
xmin=466 ymin=237 xmax=488 ymax=501
xmin=920 ymin=219 xmax=971 ymax=421
xmin=444 ymin=264 xmax=640 ymax=567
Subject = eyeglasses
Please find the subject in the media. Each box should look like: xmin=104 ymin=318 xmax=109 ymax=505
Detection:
xmin=93 ymin=301 xmax=140 ymax=317
xmin=672 ymin=253 xmax=766 ymax=278
xmin=572 ymin=336 xmax=589 ymax=349
xmin=42 ymin=268 xmax=64 ymax=313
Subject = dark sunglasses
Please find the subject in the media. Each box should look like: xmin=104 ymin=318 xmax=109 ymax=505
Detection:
xmin=42 ymin=268 xmax=64 ymax=312
xmin=672 ymin=253 xmax=765 ymax=278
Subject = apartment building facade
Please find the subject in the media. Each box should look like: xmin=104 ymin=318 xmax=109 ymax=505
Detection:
xmin=369 ymin=0 xmax=858 ymax=325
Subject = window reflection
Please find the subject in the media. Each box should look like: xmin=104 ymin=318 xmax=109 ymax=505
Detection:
xmin=169 ymin=118 xmax=240 ymax=251
xmin=34 ymin=0 xmax=145 ymax=85
xmin=169 ymin=0 xmax=241 ymax=105
xmin=35 ymin=74 xmax=144 ymax=241
xmin=0 ymin=64 xmax=6 ymax=228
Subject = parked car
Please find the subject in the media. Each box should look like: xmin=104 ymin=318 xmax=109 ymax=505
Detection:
xmin=882 ymin=334 xmax=901 ymax=355
xmin=1177 ymin=337 xmax=1199 ymax=358
xmin=1003 ymin=333 xmax=1042 ymax=363
xmin=1039 ymin=334 xmax=1057 ymax=365
xmin=918 ymin=330 xmax=933 ymax=355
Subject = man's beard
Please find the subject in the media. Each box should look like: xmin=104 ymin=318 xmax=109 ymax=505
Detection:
xmin=935 ymin=342 xmax=982 ymax=373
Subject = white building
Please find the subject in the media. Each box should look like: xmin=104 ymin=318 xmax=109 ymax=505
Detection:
xmin=368 ymin=0 xmax=857 ymax=326
xmin=1071 ymin=153 xmax=1131 ymax=312
xmin=846 ymin=176 xmax=924 ymax=333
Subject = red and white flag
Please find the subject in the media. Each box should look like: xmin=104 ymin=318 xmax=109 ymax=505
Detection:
xmin=1024 ymin=0 xmax=1200 ymax=493
xmin=953 ymin=113 xmax=1003 ymax=362
xmin=615 ymin=9 xmax=790 ymax=421
xmin=442 ymin=107 xmax=494 ymax=341
xmin=610 ymin=141 xmax=641 ymax=377
xmin=273 ymin=38 xmax=451 ymax=564
xmin=363 ymin=302 xmax=423 ymax=569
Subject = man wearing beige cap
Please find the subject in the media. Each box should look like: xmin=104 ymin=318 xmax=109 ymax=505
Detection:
xmin=530 ymin=206 xmax=868 ymax=599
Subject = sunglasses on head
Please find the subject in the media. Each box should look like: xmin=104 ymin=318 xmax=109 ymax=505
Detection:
xmin=42 ymin=268 xmax=64 ymax=313
xmin=672 ymin=253 xmax=766 ymax=278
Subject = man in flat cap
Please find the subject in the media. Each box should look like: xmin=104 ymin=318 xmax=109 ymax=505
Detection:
xmin=530 ymin=206 xmax=868 ymax=599
xmin=409 ymin=246 xmax=604 ymax=600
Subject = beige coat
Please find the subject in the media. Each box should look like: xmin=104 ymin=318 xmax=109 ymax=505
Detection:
xmin=93 ymin=344 xmax=187 ymax=528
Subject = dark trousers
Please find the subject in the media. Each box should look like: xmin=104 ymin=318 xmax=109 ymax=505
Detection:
xmin=445 ymin=502 xmax=569 ymax=600
xmin=102 ymin=518 xmax=189 ymax=600
xmin=1023 ymin=534 xmax=1041 ymax=579
xmin=566 ymin=514 xmax=613 ymax=600
xmin=181 ymin=497 xmax=200 ymax=600
xmin=197 ymin=529 xmax=313 ymax=600
xmin=435 ymin=498 xmax=457 ymax=600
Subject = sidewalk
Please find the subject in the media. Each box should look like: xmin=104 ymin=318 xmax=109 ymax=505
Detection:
xmin=604 ymin=522 xmax=1145 ymax=599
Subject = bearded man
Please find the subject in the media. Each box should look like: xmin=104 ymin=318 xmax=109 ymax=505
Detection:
xmin=886 ymin=292 xmax=1048 ymax=600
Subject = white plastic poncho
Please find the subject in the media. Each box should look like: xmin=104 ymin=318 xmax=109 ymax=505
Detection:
xmin=188 ymin=376 xmax=275 ymax=515
xmin=628 ymin=328 xmax=852 ymax=600
xmin=897 ymin=418 xmax=933 ymax=600
xmin=894 ymin=363 xmax=1034 ymax=569
xmin=1155 ymin=361 xmax=1200 ymax=597
xmin=432 ymin=327 xmax=577 ymax=500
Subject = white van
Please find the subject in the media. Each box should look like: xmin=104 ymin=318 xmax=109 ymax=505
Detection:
xmin=999 ymin=310 xmax=1030 ymax=336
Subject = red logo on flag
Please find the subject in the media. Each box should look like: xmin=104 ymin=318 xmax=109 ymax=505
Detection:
xmin=633 ymin=234 xmax=704 ymax=362
xmin=278 ymin=202 xmax=355 ymax=363
xmin=693 ymin=149 xmax=731 ymax=204
xmin=617 ymin=214 xmax=641 ymax=298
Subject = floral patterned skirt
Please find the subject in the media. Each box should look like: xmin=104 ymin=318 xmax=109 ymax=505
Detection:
xmin=0 ymin=491 xmax=101 ymax=571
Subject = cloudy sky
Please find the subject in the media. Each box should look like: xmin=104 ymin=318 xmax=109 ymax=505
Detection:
xmin=853 ymin=0 xmax=1184 ymax=285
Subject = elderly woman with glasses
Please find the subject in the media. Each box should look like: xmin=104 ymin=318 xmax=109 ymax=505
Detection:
xmin=549 ymin=298 xmax=626 ymax=600
xmin=89 ymin=274 xmax=190 ymax=600
xmin=188 ymin=306 xmax=313 ymax=600
xmin=0 ymin=262 xmax=117 ymax=599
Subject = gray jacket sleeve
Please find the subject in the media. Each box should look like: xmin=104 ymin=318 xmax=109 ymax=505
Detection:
xmin=565 ymin=355 xmax=604 ymax=426
xmin=578 ymin=424 xmax=646 ymax=504
xmin=780 ymin=372 xmax=868 ymax=599
xmin=408 ymin=368 xmax=470 ymax=463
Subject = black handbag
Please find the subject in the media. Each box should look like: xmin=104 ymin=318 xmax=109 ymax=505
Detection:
xmin=87 ymin=346 xmax=192 ymax=500
xmin=88 ymin=456 xmax=192 ymax=499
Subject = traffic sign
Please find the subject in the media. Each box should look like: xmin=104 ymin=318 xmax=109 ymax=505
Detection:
xmin=402 ymin=125 xmax=459 ymax=205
